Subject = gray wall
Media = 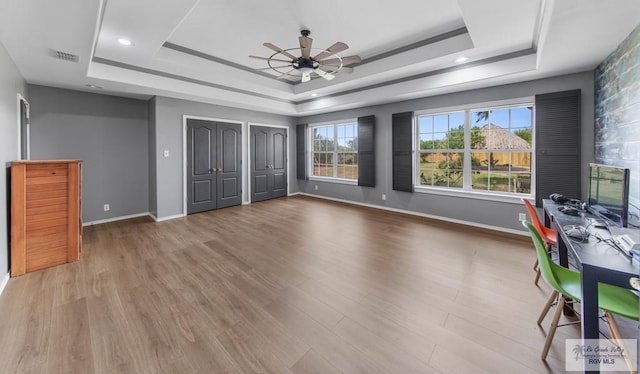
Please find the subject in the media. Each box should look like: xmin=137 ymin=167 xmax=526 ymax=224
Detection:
xmin=28 ymin=85 xmax=149 ymax=223
xmin=151 ymin=96 xmax=297 ymax=219
xmin=297 ymin=72 xmax=595 ymax=232
xmin=0 ymin=41 xmax=27 ymax=277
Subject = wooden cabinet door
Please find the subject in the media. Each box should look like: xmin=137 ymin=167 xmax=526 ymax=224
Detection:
xmin=11 ymin=160 xmax=81 ymax=276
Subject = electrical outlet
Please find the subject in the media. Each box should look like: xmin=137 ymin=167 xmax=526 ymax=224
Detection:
xmin=518 ymin=213 xmax=526 ymax=221
xmin=104 ymin=204 xmax=110 ymax=212
xmin=314 ymin=185 xmax=318 ymax=190
xmin=382 ymin=194 xmax=386 ymax=201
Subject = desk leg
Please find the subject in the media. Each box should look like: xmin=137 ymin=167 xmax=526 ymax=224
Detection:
xmin=581 ymin=264 xmax=601 ymax=374
xmin=544 ymin=210 xmax=551 ymax=228
xmin=558 ymin=233 xmax=568 ymax=268
xmin=557 ymin=232 xmax=576 ymax=316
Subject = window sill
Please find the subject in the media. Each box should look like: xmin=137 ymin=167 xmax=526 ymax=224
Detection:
xmin=309 ymin=176 xmax=358 ymax=186
xmin=413 ymin=185 xmax=533 ymax=204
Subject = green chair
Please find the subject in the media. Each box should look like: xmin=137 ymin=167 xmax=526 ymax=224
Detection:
xmin=523 ymin=221 xmax=639 ymax=370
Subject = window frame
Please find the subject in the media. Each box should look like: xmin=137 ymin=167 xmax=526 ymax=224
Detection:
xmin=308 ymin=118 xmax=359 ymax=185
xmin=414 ymin=98 xmax=536 ymax=201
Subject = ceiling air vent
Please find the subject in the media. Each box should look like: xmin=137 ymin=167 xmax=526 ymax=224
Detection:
xmin=50 ymin=49 xmax=79 ymax=63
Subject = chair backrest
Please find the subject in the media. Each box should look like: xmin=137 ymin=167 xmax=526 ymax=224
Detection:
xmin=522 ymin=198 xmax=546 ymax=235
xmin=522 ymin=221 xmax=563 ymax=291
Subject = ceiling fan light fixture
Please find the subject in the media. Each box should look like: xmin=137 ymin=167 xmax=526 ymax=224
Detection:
xmin=298 ymin=66 xmax=314 ymax=74
xmin=250 ymin=30 xmax=360 ymax=83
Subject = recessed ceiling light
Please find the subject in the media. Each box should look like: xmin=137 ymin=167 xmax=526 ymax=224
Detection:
xmin=455 ymin=56 xmax=468 ymax=63
xmin=117 ymin=38 xmax=132 ymax=46
xmin=311 ymin=93 xmax=318 ymax=97
xmin=86 ymin=84 xmax=103 ymax=89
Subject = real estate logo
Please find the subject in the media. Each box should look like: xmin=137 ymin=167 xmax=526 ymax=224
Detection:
xmin=565 ymin=339 xmax=637 ymax=372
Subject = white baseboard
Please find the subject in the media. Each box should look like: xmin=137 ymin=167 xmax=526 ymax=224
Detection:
xmin=153 ymin=213 xmax=185 ymax=222
xmin=83 ymin=212 xmax=151 ymax=226
xmin=0 ymin=272 xmax=9 ymax=297
xmin=296 ymin=192 xmax=527 ymax=237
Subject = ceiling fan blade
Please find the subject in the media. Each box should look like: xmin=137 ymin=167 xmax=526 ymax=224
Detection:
xmin=319 ymin=65 xmax=353 ymax=73
xmin=263 ymin=43 xmax=297 ymax=60
xmin=314 ymin=68 xmax=335 ymax=81
xmin=256 ymin=65 xmax=292 ymax=70
xmin=301 ymin=71 xmax=312 ymax=83
xmin=339 ymin=66 xmax=354 ymax=73
xmin=277 ymin=69 xmax=297 ymax=79
xmin=313 ymin=42 xmax=349 ymax=61
xmin=299 ymin=36 xmax=313 ymax=59
xmin=249 ymin=55 xmax=293 ymax=63
xmin=318 ymin=55 xmax=361 ymax=66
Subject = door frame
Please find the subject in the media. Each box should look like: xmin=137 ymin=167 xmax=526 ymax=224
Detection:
xmin=182 ymin=115 xmax=245 ymax=216
xmin=248 ymin=122 xmax=290 ymax=201
xmin=17 ymin=94 xmax=30 ymax=160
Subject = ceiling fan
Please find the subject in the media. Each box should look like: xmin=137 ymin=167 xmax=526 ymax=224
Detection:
xmin=249 ymin=30 xmax=361 ymax=83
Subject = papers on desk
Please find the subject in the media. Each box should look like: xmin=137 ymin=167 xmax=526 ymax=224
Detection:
xmin=614 ymin=234 xmax=640 ymax=266
xmin=614 ymin=234 xmax=636 ymax=255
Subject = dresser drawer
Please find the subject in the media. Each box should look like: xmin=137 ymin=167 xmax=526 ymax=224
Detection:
xmin=25 ymin=163 xmax=69 ymax=177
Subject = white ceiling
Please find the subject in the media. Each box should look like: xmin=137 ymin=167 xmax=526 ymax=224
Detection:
xmin=0 ymin=0 xmax=638 ymax=116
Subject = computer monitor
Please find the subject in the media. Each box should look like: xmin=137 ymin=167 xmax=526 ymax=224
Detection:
xmin=588 ymin=163 xmax=630 ymax=227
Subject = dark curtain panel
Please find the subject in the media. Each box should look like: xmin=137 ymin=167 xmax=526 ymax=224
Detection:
xmin=296 ymin=124 xmax=308 ymax=180
xmin=392 ymin=112 xmax=414 ymax=192
xmin=357 ymin=115 xmax=375 ymax=187
xmin=535 ymin=90 xmax=581 ymax=207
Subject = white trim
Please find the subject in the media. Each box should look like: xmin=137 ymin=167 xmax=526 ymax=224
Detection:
xmin=413 ymin=185 xmax=532 ymax=204
xmin=0 ymin=272 xmax=9 ymax=297
xmin=17 ymin=94 xmax=30 ymax=160
xmin=247 ymin=122 xmax=291 ymax=202
xmin=296 ymin=192 xmax=528 ymax=236
xmin=242 ymin=121 xmax=249 ymax=203
xmin=415 ymin=99 xmax=535 ymax=198
xmin=307 ymin=118 xmax=359 ymax=182
xmin=182 ymin=115 xmax=245 ymax=215
xmin=414 ymin=97 xmax=534 ymax=116
xmin=83 ymin=212 xmax=151 ymax=226
xmin=308 ymin=176 xmax=358 ymax=186
xmin=308 ymin=118 xmax=357 ymax=128
xmin=154 ymin=213 xmax=186 ymax=222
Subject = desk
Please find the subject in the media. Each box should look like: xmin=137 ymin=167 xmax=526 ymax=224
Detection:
xmin=542 ymin=199 xmax=639 ymax=373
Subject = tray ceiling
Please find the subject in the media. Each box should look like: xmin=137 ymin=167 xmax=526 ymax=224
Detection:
xmin=1 ymin=0 xmax=639 ymax=116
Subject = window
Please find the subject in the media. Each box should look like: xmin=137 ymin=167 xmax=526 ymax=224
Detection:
xmin=417 ymin=102 xmax=533 ymax=195
xmin=310 ymin=121 xmax=358 ymax=180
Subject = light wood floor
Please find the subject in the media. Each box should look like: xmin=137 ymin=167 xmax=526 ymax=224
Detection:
xmin=0 ymin=195 xmax=634 ymax=373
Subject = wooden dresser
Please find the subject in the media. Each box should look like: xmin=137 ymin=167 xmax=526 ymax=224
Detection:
xmin=11 ymin=160 xmax=82 ymax=276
